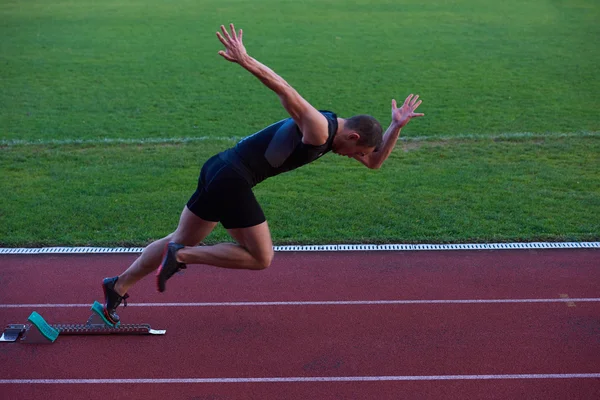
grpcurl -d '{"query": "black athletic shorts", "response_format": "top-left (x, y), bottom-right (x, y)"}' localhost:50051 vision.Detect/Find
top-left (186, 154), bottom-right (266, 229)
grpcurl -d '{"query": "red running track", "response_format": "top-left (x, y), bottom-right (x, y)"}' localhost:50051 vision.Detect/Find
top-left (0, 249), bottom-right (599, 399)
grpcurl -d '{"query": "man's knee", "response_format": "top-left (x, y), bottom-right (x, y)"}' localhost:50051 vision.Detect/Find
top-left (254, 248), bottom-right (275, 270)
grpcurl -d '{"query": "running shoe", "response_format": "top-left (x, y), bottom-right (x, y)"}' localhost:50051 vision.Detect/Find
top-left (102, 276), bottom-right (129, 325)
top-left (156, 242), bottom-right (186, 292)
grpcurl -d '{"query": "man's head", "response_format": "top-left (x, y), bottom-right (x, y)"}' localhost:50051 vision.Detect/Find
top-left (332, 115), bottom-right (383, 157)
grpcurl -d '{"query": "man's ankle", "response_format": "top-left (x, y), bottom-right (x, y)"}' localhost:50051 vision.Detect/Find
top-left (114, 278), bottom-right (127, 296)
top-left (175, 247), bottom-right (187, 263)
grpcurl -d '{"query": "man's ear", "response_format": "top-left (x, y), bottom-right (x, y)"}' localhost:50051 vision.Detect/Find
top-left (348, 132), bottom-right (360, 141)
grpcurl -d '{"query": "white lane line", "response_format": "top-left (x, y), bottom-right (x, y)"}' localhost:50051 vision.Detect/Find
top-left (1, 241), bottom-right (599, 254)
top-left (0, 298), bottom-right (599, 308)
top-left (1, 374), bottom-right (599, 384)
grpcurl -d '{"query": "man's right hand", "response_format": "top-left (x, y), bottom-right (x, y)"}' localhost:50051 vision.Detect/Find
top-left (392, 94), bottom-right (424, 128)
top-left (216, 23), bottom-right (248, 65)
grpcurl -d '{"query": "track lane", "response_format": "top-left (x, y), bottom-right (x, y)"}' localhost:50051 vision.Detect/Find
top-left (2, 379), bottom-right (599, 400)
top-left (0, 250), bottom-right (599, 305)
top-left (0, 249), bottom-right (598, 399)
top-left (1, 302), bottom-right (598, 378)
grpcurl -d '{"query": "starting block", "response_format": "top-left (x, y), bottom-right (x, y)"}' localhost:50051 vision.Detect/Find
top-left (0, 301), bottom-right (166, 343)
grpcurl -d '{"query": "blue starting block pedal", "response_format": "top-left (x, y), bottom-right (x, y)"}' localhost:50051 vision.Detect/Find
top-left (90, 301), bottom-right (120, 327)
top-left (0, 301), bottom-right (166, 343)
top-left (24, 311), bottom-right (60, 343)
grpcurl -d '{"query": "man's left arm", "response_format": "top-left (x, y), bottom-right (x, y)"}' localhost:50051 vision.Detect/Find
top-left (216, 23), bottom-right (329, 147)
top-left (354, 94), bottom-right (424, 169)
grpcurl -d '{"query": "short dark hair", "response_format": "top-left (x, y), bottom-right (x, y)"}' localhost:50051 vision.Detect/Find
top-left (345, 115), bottom-right (383, 149)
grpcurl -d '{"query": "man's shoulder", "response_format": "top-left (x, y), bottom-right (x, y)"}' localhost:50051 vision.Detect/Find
top-left (318, 110), bottom-right (337, 117)
top-left (317, 110), bottom-right (338, 135)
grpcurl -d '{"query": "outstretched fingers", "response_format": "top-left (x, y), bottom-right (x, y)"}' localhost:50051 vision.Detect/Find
top-left (392, 94), bottom-right (425, 125)
top-left (216, 31), bottom-right (228, 47)
top-left (220, 24), bottom-right (232, 41)
top-left (217, 23), bottom-right (242, 62)
top-left (410, 95), bottom-right (420, 107)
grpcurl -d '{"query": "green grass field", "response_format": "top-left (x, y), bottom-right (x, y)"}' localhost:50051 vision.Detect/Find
top-left (1, 0), bottom-right (599, 246)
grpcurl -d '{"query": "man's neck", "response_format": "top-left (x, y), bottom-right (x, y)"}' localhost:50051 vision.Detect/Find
top-left (336, 118), bottom-right (346, 135)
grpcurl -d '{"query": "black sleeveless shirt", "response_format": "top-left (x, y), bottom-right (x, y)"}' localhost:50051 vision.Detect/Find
top-left (218, 111), bottom-right (338, 187)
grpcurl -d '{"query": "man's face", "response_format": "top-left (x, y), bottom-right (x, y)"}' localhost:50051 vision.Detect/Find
top-left (332, 140), bottom-right (376, 158)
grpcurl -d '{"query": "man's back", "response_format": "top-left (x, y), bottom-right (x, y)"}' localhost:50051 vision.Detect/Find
top-left (219, 111), bottom-right (339, 186)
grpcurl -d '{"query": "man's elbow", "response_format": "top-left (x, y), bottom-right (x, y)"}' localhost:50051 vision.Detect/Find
top-left (367, 160), bottom-right (382, 170)
top-left (367, 155), bottom-right (383, 170)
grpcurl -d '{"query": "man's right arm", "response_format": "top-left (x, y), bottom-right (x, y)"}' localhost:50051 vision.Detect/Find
top-left (353, 95), bottom-right (424, 169)
top-left (216, 24), bottom-right (328, 146)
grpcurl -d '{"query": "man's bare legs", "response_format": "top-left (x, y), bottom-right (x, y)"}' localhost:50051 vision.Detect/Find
top-left (113, 207), bottom-right (217, 296)
top-left (113, 207), bottom-right (274, 296)
top-left (175, 221), bottom-right (274, 270)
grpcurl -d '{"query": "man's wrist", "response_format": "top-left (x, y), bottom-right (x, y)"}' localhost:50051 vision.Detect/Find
top-left (389, 121), bottom-right (404, 130)
top-left (239, 54), bottom-right (253, 69)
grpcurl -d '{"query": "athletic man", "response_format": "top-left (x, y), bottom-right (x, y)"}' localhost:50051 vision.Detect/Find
top-left (101, 23), bottom-right (424, 324)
